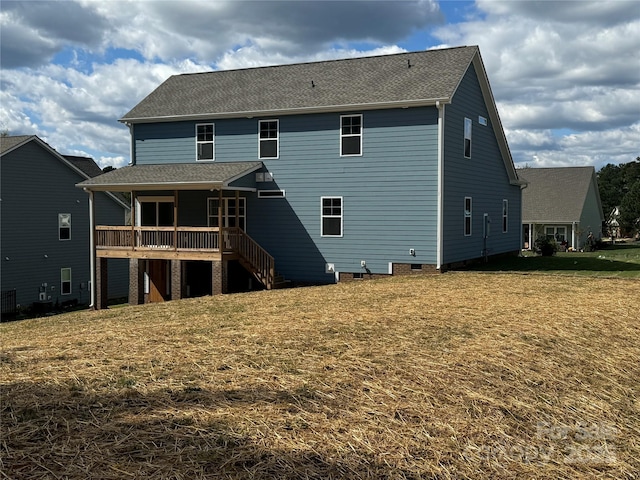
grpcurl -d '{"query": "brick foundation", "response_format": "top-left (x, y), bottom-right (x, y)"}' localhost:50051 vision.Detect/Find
top-left (338, 263), bottom-right (440, 283)
top-left (171, 260), bottom-right (181, 301)
top-left (212, 260), bottom-right (227, 295)
top-left (129, 259), bottom-right (144, 306)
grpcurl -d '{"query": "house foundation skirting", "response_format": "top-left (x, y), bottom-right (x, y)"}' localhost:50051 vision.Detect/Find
top-left (338, 263), bottom-right (439, 282)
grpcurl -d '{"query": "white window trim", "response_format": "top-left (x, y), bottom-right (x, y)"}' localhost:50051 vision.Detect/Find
top-left (207, 197), bottom-right (247, 229)
top-left (258, 119), bottom-right (279, 159)
top-left (340, 114), bottom-right (363, 157)
top-left (196, 123), bottom-right (215, 162)
top-left (258, 190), bottom-right (286, 198)
top-left (59, 213), bottom-right (71, 241)
top-left (464, 197), bottom-right (472, 236)
top-left (321, 196), bottom-right (343, 238)
top-left (61, 268), bottom-right (72, 296)
top-left (135, 196), bottom-right (174, 227)
top-left (464, 117), bottom-right (472, 159)
top-left (502, 199), bottom-right (508, 233)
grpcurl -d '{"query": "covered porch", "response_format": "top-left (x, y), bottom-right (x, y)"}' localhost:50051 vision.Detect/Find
top-left (77, 162), bottom-right (275, 309)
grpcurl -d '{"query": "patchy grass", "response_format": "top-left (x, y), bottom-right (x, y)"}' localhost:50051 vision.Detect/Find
top-left (1, 274), bottom-right (639, 479)
top-left (471, 242), bottom-right (640, 278)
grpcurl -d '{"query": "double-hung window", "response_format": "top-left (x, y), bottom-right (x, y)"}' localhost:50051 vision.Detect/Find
top-left (464, 197), bottom-right (472, 236)
top-left (61, 268), bottom-right (72, 295)
top-left (502, 199), bottom-right (508, 233)
top-left (464, 117), bottom-right (472, 158)
top-left (259, 120), bottom-right (279, 159)
top-left (59, 213), bottom-right (71, 240)
top-left (321, 197), bottom-right (343, 237)
top-left (340, 114), bottom-right (362, 156)
top-left (196, 123), bottom-right (214, 161)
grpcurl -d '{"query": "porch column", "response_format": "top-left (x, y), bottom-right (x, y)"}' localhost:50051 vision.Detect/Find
top-left (174, 190), bottom-right (178, 252)
top-left (129, 259), bottom-right (144, 305)
top-left (171, 259), bottom-right (181, 301)
top-left (95, 258), bottom-right (108, 310)
top-left (235, 190), bottom-right (240, 227)
top-left (86, 189), bottom-right (96, 308)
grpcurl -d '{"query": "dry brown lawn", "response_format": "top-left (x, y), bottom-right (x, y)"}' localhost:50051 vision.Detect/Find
top-left (1, 273), bottom-right (639, 479)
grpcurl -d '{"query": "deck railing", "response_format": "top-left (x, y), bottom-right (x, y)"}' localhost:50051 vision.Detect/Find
top-left (95, 226), bottom-right (221, 251)
top-left (95, 226), bottom-right (274, 289)
top-left (224, 227), bottom-right (275, 289)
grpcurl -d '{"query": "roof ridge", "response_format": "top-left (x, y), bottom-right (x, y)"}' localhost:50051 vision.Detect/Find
top-left (175, 45), bottom-right (475, 78)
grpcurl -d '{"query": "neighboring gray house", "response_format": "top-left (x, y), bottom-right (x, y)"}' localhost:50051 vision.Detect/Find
top-left (1, 135), bottom-right (130, 315)
top-left (78, 46), bottom-right (525, 309)
top-left (520, 167), bottom-right (604, 250)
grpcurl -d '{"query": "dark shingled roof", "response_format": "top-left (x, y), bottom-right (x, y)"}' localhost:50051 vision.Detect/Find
top-left (121, 46), bottom-right (478, 122)
top-left (77, 162), bottom-right (263, 191)
top-left (0, 135), bottom-right (33, 154)
top-left (64, 155), bottom-right (104, 178)
top-left (520, 167), bottom-right (601, 223)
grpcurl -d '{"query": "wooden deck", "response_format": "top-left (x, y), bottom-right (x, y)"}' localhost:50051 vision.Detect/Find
top-left (95, 226), bottom-right (275, 288)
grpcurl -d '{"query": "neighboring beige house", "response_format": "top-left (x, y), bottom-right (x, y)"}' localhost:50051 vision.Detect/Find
top-left (520, 167), bottom-right (604, 251)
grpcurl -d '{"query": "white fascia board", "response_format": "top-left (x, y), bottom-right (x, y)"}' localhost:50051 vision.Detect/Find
top-left (119, 98), bottom-right (451, 124)
top-left (78, 181), bottom-right (225, 192)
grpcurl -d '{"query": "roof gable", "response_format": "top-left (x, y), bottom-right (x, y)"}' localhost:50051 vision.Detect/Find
top-left (1, 135), bottom-right (129, 210)
top-left (520, 167), bottom-right (602, 222)
top-left (121, 46), bottom-right (479, 122)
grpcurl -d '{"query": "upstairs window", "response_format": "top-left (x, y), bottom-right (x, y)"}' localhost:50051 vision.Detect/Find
top-left (59, 213), bottom-right (71, 240)
top-left (341, 114), bottom-right (362, 156)
top-left (464, 117), bottom-right (472, 158)
top-left (502, 199), bottom-right (508, 233)
top-left (259, 120), bottom-right (279, 159)
top-left (196, 123), bottom-right (214, 161)
top-left (464, 197), bottom-right (472, 236)
top-left (321, 197), bottom-right (343, 237)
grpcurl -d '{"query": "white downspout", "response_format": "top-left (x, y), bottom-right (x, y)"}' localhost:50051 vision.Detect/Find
top-left (86, 189), bottom-right (96, 308)
top-left (127, 123), bottom-right (134, 166)
top-left (436, 101), bottom-right (444, 270)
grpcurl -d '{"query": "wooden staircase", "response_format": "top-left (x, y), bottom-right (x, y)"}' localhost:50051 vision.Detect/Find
top-left (224, 228), bottom-right (288, 290)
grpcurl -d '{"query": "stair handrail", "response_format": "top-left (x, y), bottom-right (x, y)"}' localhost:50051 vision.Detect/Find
top-left (223, 227), bottom-right (275, 289)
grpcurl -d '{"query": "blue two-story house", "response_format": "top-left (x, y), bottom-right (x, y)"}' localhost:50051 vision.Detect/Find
top-left (78, 46), bottom-right (525, 308)
top-left (1, 135), bottom-right (130, 316)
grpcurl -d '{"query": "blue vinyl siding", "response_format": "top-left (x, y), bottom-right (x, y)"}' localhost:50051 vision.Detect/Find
top-left (1, 141), bottom-right (129, 308)
top-left (442, 63), bottom-right (522, 264)
top-left (250, 108), bottom-right (439, 282)
top-left (133, 108), bottom-right (439, 282)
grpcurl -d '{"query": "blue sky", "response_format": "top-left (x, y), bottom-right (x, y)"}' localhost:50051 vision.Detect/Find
top-left (1, 0), bottom-right (638, 170)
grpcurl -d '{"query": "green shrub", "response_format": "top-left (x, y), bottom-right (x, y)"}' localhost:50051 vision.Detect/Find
top-left (534, 236), bottom-right (558, 256)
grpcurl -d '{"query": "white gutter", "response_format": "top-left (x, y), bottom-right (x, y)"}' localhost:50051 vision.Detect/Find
top-left (519, 182), bottom-right (528, 253)
top-left (120, 97), bottom-right (451, 124)
top-left (86, 189), bottom-right (96, 309)
top-left (436, 100), bottom-right (444, 270)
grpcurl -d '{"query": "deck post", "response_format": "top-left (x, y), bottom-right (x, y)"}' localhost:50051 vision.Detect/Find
top-left (129, 259), bottom-right (144, 305)
top-left (171, 259), bottom-right (181, 301)
top-left (212, 260), bottom-right (223, 295)
top-left (95, 258), bottom-right (108, 310)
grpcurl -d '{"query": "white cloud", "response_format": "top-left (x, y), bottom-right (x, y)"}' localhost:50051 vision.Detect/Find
top-left (431, 0), bottom-right (640, 168)
top-left (1, 0), bottom-right (637, 170)
top-left (1, 57), bottom-right (212, 164)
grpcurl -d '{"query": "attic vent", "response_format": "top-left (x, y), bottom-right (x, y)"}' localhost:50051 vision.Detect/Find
top-left (407, 59), bottom-right (412, 68)
top-left (311, 80), bottom-right (315, 88)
